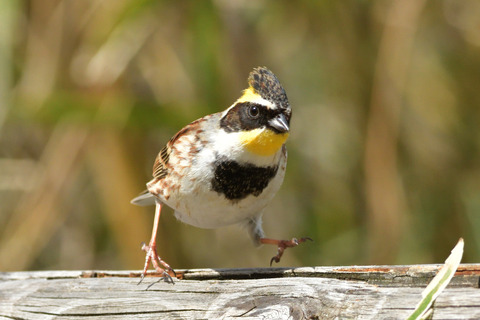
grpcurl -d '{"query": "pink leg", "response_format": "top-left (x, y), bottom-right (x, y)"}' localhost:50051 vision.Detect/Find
top-left (260, 237), bottom-right (312, 266)
top-left (139, 201), bottom-right (175, 284)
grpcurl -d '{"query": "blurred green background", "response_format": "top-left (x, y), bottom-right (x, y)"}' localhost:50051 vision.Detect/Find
top-left (1, 0), bottom-right (479, 272)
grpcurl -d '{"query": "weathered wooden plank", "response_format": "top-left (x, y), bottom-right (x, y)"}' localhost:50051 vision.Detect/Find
top-left (1, 264), bottom-right (479, 320)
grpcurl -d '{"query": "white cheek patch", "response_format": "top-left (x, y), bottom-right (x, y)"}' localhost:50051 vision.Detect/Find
top-left (213, 130), bottom-right (243, 155)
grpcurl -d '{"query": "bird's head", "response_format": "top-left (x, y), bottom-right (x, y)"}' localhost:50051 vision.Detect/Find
top-left (220, 67), bottom-right (291, 156)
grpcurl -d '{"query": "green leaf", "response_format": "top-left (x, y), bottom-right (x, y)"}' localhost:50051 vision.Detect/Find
top-left (406, 238), bottom-right (464, 320)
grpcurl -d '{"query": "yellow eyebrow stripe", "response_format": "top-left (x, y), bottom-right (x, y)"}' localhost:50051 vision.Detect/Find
top-left (237, 87), bottom-right (262, 103)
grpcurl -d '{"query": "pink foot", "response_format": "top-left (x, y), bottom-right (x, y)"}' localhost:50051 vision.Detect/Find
top-left (139, 241), bottom-right (176, 284)
top-left (260, 237), bottom-right (313, 266)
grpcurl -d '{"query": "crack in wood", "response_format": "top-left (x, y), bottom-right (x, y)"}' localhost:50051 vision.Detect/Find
top-left (24, 309), bottom-right (207, 317)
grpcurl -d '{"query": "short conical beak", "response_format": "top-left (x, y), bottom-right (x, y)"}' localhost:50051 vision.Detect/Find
top-left (268, 113), bottom-right (290, 133)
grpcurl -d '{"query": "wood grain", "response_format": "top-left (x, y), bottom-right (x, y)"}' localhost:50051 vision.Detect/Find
top-left (1, 264), bottom-right (479, 319)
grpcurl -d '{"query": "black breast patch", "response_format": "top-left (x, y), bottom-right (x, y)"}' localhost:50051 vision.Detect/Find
top-left (211, 157), bottom-right (278, 201)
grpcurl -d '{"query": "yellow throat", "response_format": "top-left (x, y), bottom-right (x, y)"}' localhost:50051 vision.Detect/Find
top-left (239, 128), bottom-right (289, 156)
top-left (236, 86), bottom-right (289, 156)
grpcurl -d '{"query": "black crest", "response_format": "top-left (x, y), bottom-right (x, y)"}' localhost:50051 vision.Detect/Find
top-left (248, 67), bottom-right (289, 110)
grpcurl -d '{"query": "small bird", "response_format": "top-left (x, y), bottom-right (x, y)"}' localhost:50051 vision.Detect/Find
top-left (131, 67), bottom-right (310, 282)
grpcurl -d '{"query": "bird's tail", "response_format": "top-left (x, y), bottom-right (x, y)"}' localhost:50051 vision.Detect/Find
top-left (130, 190), bottom-right (156, 206)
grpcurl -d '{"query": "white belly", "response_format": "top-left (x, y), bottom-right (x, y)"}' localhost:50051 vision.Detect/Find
top-left (171, 169), bottom-right (284, 228)
top-left (161, 148), bottom-right (286, 229)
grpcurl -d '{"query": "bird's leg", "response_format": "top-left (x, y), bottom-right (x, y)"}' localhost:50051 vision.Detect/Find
top-left (139, 201), bottom-right (175, 284)
top-left (260, 237), bottom-right (313, 266)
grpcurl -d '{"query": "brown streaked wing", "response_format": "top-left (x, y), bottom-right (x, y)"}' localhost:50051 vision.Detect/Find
top-left (152, 126), bottom-right (192, 179)
top-left (153, 145), bottom-right (170, 179)
top-left (151, 114), bottom-right (212, 180)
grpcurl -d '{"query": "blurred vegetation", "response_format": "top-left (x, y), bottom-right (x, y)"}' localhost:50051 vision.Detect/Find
top-left (0, 0), bottom-right (479, 272)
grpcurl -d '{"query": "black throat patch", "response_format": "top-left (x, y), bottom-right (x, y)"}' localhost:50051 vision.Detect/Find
top-left (211, 156), bottom-right (278, 201)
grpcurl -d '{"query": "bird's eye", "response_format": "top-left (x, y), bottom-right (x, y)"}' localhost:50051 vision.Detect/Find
top-left (248, 105), bottom-right (260, 119)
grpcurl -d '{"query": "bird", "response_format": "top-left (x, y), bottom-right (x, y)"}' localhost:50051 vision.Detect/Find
top-left (131, 66), bottom-right (310, 282)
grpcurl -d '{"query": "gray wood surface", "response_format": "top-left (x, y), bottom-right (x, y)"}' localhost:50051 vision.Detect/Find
top-left (1, 264), bottom-right (479, 319)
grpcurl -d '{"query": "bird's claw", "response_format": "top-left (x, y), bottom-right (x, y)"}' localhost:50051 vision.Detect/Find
top-left (269, 237), bottom-right (312, 266)
top-left (138, 241), bottom-right (176, 286)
